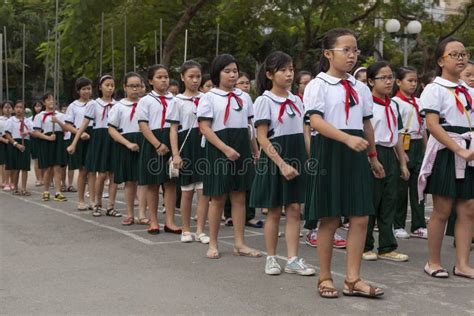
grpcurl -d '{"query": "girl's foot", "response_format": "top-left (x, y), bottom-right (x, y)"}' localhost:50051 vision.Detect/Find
top-left (105, 208), bottom-right (122, 217)
top-left (343, 278), bottom-right (384, 298)
top-left (121, 216), bottom-right (134, 226)
top-left (137, 218), bottom-right (151, 225)
top-left (206, 246), bottom-right (220, 259)
top-left (181, 231), bottom-right (194, 243)
top-left (453, 266), bottom-right (474, 279)
top-left (424, 262), bottom-right (449, 278)
top-left (195, 232), bottom-right (210, 244)
top-left (318, 278), bottom-right (338, 298)
top-left (233, 246), bottom-right (262, 257)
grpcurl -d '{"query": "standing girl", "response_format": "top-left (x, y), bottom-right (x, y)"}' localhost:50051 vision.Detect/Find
top-left (304, 28), bottom-right (385, 298)
top-left (167, 60), bottom-right (210, 243)
top-left (4, 101), bottom-right (33, 195)
top-left (250, 51), bottom-right (314, 275)
top-left (363, 61), bottom-right (410, 262)
top-left (197, 54), bottom-right (261, 259)
top-left (108, 72), bottom-right (143, 226)
top-left (294, 71), bottom-right (312, 102)
top-left (65, 77), bottom-right (95, 210)
top-left (67, 75), bottom-right (121, 218)
top-left (32, 93), bottom-right (68, 202)
top-left (31, 101), bottom-right (44, 187)
top-left (0, 101), bottom-right (13, 191)
top-left (419, 38), bottom-right (474, 278)
top-left (392, 66), bottom-right (427, 239)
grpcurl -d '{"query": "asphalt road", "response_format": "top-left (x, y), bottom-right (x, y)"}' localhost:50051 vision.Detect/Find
top-left (1, 178), bottom-right (473, 315)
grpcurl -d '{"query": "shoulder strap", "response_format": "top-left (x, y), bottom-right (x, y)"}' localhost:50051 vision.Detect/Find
top-left (178, 116), bottom-right (198, 154)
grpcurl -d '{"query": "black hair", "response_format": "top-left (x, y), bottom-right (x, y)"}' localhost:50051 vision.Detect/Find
top-left (32, 100), bottom-right (43, 119)
top-left (319, 28), bottom-right (357, 73)
top-left (1, 100), bottom-right (14, 114)
top-left (41, 92), bottom-right (54, 103)
top-left (434, 37), bottom-right (463, 76)
top-left (75, 77), bottom-right (93, 92)
top-left (367, 61), bottom-right (391, 90)
top-left (238, 72), bottom-right (250, 80)
top-left (392, 66), bottom-right (418, 95)
top-left (199, 74), bottom-right (211, 90)
top-left (210, 54), bottom-right (239, 87)
top-left (256, 51), bottom-right (293, 96)
top-left (181, 60), bottom-right (202, 76)
top-left (60, 103), bottom-right (69, 110)
top-left (295, 70), bottom-right (311, 84)
top-left (169, 79), bottom-right (179, 87)
top-left (468, 60), bottom-right (474, 66)
top-left (98, 74), bottom-right (115, 98)
top-left (147, 64), bottom-right (168, 81)
top-left (123, 72), bottom-right (142, 86)
top-left (14, 100), bottom-right (25, 107)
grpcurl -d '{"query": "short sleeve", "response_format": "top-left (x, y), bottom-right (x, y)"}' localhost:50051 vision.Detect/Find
top-left (253, 96), bottom-right (271, 127)
top-left (137, 97), bottom-right (150, 123)
top-left (165, 99), bottom-right (181, 124)
top-left (197, 93), bottom-right (213, 122)
top-left (33, 114), bottom-right (42, 130)
top-left (242, 93), bottom-right (254, 119)
top-left (26, 118), bottom-right (34, 132)
top-left (65, 105), bottom-right (75, 124)
top-left (3, 119), bottom-right (12, 135)
top-left (360, 84), bottom-right (373, 120)
top-left (84, 101), bottom-right (96, 121)
top-left (419, 84), bottom-right (441, 114)
top-left (303, 79), bottom-right (326, 117)
top-left (107, 105), bottom-right (121, 129)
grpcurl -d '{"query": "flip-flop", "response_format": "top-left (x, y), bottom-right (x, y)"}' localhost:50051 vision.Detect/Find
top-left (453, 266), bottom-right (474, 279)
top-left (246, 219), bottom-right (264, 228)
top-left (121, 217), bottom-right (134, 226)
top-left (233, 247), bottom-right (262, 257)
top-left (137, 218), bottom-right (151, 225)
top-left (21, 191), bottom-right (31, 196)
top-left (424, 263), bottom-right (449, 278)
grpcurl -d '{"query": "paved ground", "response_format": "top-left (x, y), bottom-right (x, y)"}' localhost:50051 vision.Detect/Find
top-left (1, 177), bottom-right (473, 315)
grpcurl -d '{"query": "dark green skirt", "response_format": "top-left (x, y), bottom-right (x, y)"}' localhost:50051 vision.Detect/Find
top-left (6, 139), bottom-right (31, 171)
top-left (85, 128), bottom-right (113, 173)
top-left (249, 134), bottom-right (306, 208)
top-left (30, 137), bottom-right (40, 160)
top-left (0, 142), bottom-right (6, 165)
top-left (138, 128), bottom-right (174, 185)
top-left (178, 128), bottom-right (204, 186)
top-left (202, 128), bottom-right (254, 196)
top-left (305, 130), bottom-right (375, 220)
top-left (406, 139), bottom-right (425, 172)
top-left (113, 132), bottom-right (141, 184)
top-left (69, 126), bottom-right (92, 170)
top-left (38, 132), bottom-right (67, 169)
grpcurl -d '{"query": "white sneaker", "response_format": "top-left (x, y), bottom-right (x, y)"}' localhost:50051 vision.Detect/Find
top-left (410, 228), bottom-right (428, 239)
top-left (265, 256), bottom-right (282, 275)
top-left (284, 257), bottom-right (316, 276)
top-left (195, 233), bottom-right (210, 244)
top-left (102, 192), bottom-right (109, 198)
top-left (362, 251), bottom-right (378, 261)
top-left (394, 228), bottom-right (410, 239)
top-left (180, 232), bottom-right (193, 243)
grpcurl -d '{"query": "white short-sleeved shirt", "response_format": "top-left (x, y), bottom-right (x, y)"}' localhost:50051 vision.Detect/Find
top-left (420, 77), bottom-right (473, 129)
top-left (304, 72), bottom-right (373, 130)
top-left (371, 97), bottom-right (403, 147)
top-left (65, 100), bottom-right (94, 128)
top-left (33, 111), bottom-right (66, 134)
top-left (85, 98), bottom-right (117, 129)
top-left (0, 116), bottom-right (9, 136)
top-left (137, 91), bottom-right (174, 130)
top-left (107, 99), bottom-right (140, 135)
top-left (392, 95), bottom-right (424, 140)
top-left (254, 90), bottom-right (304, 139)
top-left (197, 88), bottom-right (254, 132)
top-left (4, 117), bottom-right (34, 140)
top-left (166, 92), bottom-right (204, 132)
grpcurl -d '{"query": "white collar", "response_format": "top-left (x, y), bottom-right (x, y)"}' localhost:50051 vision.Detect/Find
top-left (433, 76), bottom-right (461, 88)
top-left (176, 92), bottom-right (204, 101)
top-left (317, 72), bottom-right (356, 85)
top-left (150, 90), bottom-right (174, 99)
top-left (72, 100), bottom-right (89, 107)
top-left (119, 99), bottom-right (137, 106)
top-left (210, 87), bottom-right (243, 97)
top-left (262, 90), bottom-right (297, 103)
top-left (96, 98), bottom-right (116, 106)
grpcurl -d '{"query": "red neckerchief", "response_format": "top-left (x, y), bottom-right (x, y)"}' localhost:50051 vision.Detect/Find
top-left (340, 79), bottom-right (359, 124)
top-left (129, 103), bottom-right (138, 121)
top-left (373, 95), bottom-right (397, 142)
top-left (193, 97), bottom-right (200, 107)
top-left (42, 112), bottom-right (54, 123)
top-left (277, 99), bottom-right (301, 124)
top-left (395, 91), bottom-right (422, 135)
top-left (454, 85), bottom-right (472, 113)
top-left (158, 96), bottom-right (169, 129)
top-left (296, 92), bottom-right (303, 102)
top-left (102, 103), bottom-right (113, 121)
top-left (19, 118), bottom-right (26, 133)
top-left (224, 92), bottom-right (243, 125)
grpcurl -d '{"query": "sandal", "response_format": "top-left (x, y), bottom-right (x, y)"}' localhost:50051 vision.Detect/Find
top-left (121, 216), bottom-right (134, 226)
top-left (147, 226), bottom-right (161, 235)
top-left (12, 190), bottom-right (21, 196)
top-left (206, 246), bottom-right (220, 259)
top-left (164, 225), bottom-right (183, 234)
top-left (246, 219), bottom-right (264, 228)
top-left (424, 262), bottom-right (449, 278)
top-left (318, 278), bottom-right (338, 298)
top-left (35, 181), bottom-right (42, 187)
top-left (67, 186), bottom-right (77, 192)
top-left (77, 203), bottom-right (88, 211)
top-left (453, 266), bottom-right (474, 279)
top-left (21, 191), bottom-right (31, 196)
top-left (105, 208), bottom-right (122, 217)
top-left (137, 218), bottom-right (151, 225)
top-left (233, 247), bottom-right (262, 258)
top-left (60, 185), bottom-right (67, 192)
top-left (343, 278), bottom-right (384, 298)
top-left (92, 205), bottom-right (102, 217)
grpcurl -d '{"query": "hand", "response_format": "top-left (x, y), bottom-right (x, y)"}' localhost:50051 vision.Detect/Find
top-left (16, 144), bottom-right (25, 152)
top-left (172, 155), bottom-right (183, 169)
top-left (279, 163), bottom-right (299, 181)
top-left (224, 146), bottom-right (240, 161)
top-left (48, 134), bottom-right (56, 142)
top-left (456, 148), bottom-right (474, 161)
top-left (51, 115), bottom-right (59, 123)
top-left (345, 135), bottom-right (369, 152)
top-left (20, 132), bottom-right (29, 138)
top-left (156, 143), bottom-right (170, 156)
top-left (370, 158), bottom-right (385, 179)
top-left (126, 143), bottom-right (139, 152)
top-left (80, 132), bottom-right (90, 140)
top-left (400, 166), bottom-right (410, 181)
top-left (67, 145), bottom-right (76, 155)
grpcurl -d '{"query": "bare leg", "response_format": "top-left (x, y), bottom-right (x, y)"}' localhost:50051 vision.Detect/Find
top-left (195, 189), bottom-right (209, 235)
top-left (95, 172), bottom-right (107, 207)
top-left (137, 185), bottom-right (148, 220)
top-left (180, 190), bottom-right (194, 233)
top-left (284, 203), bottom-right (301, 258)
top-left (146, 184), bottom-right (160, 230)
top-left (208, 194), bottom-right (226, 251)
top-left (53, 166), bottom-right (62, 194)
top-left (124, 181), bottom-right (137, 219)
top-left (11, 170), bottom-right (19, 191)
top-left (164, 181), bottom-right (179, 229)
top-left (264, 207), bottom-right (282, 256)
top-left (107, 173), bottom-right (118, 210)
top-left (21, 170), bottom-right (28, 192)
top-left (77, 167), bottom-right (88, 205)
top-left (428, 195), bottom-right (454, 270)
top-left (454, 199), bottom-right (474, 275)
top-left (318, 217), bottom-right (339, 289)
top-left (88, 172), bottom-right (96, 207)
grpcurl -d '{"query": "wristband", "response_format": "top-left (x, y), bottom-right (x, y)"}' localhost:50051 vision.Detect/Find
top-left (368, 151), bottom-right (377, 158)
top-left (155, 143), bottom-right (162, 150)
top-left (13, 141), bottom-right (18, 146)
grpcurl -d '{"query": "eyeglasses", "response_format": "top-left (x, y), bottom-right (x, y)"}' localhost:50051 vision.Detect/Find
top-left (443, 51), bottom-right (471, 60)
top-left (126, 84), bottom-right (141, 89)
top-left (373, 75), bottom-right (394, 82)
top-left (329, 48), bottom-right (361, 56)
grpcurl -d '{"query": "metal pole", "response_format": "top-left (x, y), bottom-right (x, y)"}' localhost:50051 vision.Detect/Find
top-left (124, 15), bottom-right (127, 77)
top-left (216, 24), bottom-right (219, 56)
top-left (133, 46), bottom-right (136, 72)
top-left (22, 24), bottom-right (25, 102)
top-left (403, 27), bottom-right (408, 67)
top-left (184, 29), bottom-right (188, 62)
top-left (3, 26), bottom-right (8, 100)
top-left (0, 33), bottom-right (3, 101)
top-left (43, 30), bottom-right (50, 94)
top-left (53, 0), bottom-right (59, 103)
top-left (154, 30), bottom-right (158, 64)
top-left (56, 35), bottom-right (61, 106)
top-left (111, 27), bottom-right (115, 78)
top-left (159, 18), bottom-right (163, 64)
top-left (99, 12), bottom-right (104, 76)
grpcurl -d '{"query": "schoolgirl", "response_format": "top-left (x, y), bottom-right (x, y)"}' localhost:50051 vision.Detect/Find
top-left (4, 101), bottom-right (33, 195)
top-left (65, 77), bottom-right (95, 210)
top-left (250, 51), bottom-right (314, 275)
top-left (0, 101), bottom-right (13, 191)
top-left (294, 70), bottom-right (312, 102)
top-left (60, 104), bottom-right (76, 193)
top-left (353, 67), bottom-right (368, 84)
top-left (67, 75), bottom-right (121, 218)
top-left (31, 101), bottom-right (44, 187)
top-left (392, 66), bottom-right (427, 239)
top-left (419, 38), bottom-right (474, 279)
top-left (304, 28), bottom-right (384, 298)
top-left (199, 74), bottom-right (213, 93)
top-left (32, 93), bottom-right (68, 202)
top-left (363, 61), bottom-right (410, 262)
top-left (197, 54), bottom-right (261, 259)
top-left (235, 72), bottom-right (251, 93)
